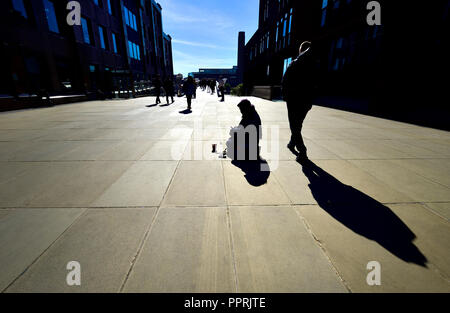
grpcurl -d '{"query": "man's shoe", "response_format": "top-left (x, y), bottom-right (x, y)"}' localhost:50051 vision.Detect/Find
top-left (287, 142), bottom-right (297, 153)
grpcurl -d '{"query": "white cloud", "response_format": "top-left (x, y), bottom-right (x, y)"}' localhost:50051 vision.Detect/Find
top-left (172, 39), bottom-right (235, 50)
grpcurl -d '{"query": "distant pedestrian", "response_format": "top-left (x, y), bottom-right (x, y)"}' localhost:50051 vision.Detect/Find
top-left (209, 80), bottom-right (216, 95)
top-left (182, 76), bottom-right (196, 111)
top-left (219, 80), bottom-right (225, 102)
top-left (153, 75), bottom-right (162, 104)
top-left (163, 77), bottom-right (175, 104)
top-left (282, 41), bottom-right (317, 163)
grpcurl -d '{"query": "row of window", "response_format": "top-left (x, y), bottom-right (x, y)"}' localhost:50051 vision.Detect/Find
top-left (93, 0), bottom-right (113, 15)
top-left (81, 17), bottom-right (119, 54)
top-left (12, 0), bottom-right (149, 62)
top-left (249, 7), bottom-right (293, 60)
top-left (128, 41), bottom-right (141, 60)
top-left (321, 0), bottom-right (353, 27)
top-left (124, 6), bottom-right (138, 31)
top-left (13, 0), bottom-right (60, 34)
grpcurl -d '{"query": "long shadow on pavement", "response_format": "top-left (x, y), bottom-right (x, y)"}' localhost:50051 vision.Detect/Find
top-left (299, 159), bottom-right (427, 267)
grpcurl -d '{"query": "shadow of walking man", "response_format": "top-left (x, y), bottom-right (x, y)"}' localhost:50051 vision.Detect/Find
top-left (300, 159), bottom-right (427, 267)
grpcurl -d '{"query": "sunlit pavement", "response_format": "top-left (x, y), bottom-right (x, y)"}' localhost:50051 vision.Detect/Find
top-left (0, 90), bottom-right (449, 292)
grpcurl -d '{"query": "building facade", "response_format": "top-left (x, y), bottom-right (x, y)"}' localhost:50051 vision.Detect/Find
top-left (1, 0), bottom-right (174, 98)
top-left (190, 66), bottom-right (240, 87)
top-left (243, 0), bottom-right (450, 121)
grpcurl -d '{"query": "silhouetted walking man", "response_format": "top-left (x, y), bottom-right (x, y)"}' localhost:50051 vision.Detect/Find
top-left (182, 76), bottom-right (196, 111)
top-left (282, 41), bottom-right (316, 162)
top-left (153, 75), bottom-right (162, 104)
top-left (163, 77), bottom-right (175, 104)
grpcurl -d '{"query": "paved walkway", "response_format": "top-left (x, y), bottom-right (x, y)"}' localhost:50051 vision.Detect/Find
top-left (0, 90), bottom-right (449, 292)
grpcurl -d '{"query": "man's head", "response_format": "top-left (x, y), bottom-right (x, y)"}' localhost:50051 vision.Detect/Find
top-left (237, 99), bottom-right (252, 115)
top-left (299, 41), bottom-right (312, 54)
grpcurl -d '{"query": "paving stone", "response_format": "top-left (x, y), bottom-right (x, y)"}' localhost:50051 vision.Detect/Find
top-left (123, 207), bottom-right (234, 292)
top-left (6, 208), bottom-right (155, 292)
top-left (230, 206), bottom-right (347, 292)
top-left (163, 161), bottom-right (226, 206)
top-left (0, 208), bottom-right (85, 291)
top-left (296, 205), bottom-right (450, 292)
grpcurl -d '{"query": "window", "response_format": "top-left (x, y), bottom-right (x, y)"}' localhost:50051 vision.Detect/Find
top-left (93, 0), bottom-right (102, 8)
top-left (112, 33), bottom-right (118, 53)
top-left (98, 26), bottom-right (108, 50)
top-left (128, 40), bottom-right (140, 60)
top-left (81, 17), bottom-right (92, 44)
top-left (288, 9), bottom-right (293, 33)
top-left (322, 0), bottom-right (328, 9)
top-left (283, 57), bottom-right (292, 75)
top-left (124, 6), bottom-right (137, 31)
top-left (124, 7), bottom-right (129, 24)
top-left (321, 9), bottom-right (327, 27)
top-left (12, 0), bottom-right (27, 18)
top-left (43, 0), bottom-right (59, 33)
top-left (106, 0), bottom-right (112, 15)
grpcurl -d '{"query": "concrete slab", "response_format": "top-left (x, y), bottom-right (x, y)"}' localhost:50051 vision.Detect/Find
top-left (390, 159), bottom-right (450, 188)
top-left (140, 140), bottom-right (188, 161)
top-left (97, 140), bottom-right (154, 161)
top-left (5, 208), bottom-right (155, 293)
top-left (162, 161), bottom-right (226, 207)
top-left (230, 206), bottom-right (347, 292)
top-left (315, 139), bottom-right (412, 159)
top-left (0, 208), bottom-right (85, 291)
top-left (222, 161), bottom-right (290, 206)
top-left (313, 160), bottom-right (414, 203)
top-left (123, 207), bottom-right (234, 292)
top-left (296, 205), bottom-right (450, 292)
top-left (272, 161), bottom-right (317, 204)
top-left (424, 203), bottom-right (450, 221)
top-left (350, 160), bottom-right (450, 202)
top-left (1, 161), bottom-right (132, 207)
top-left (92, 161), bottom-right (177, 207)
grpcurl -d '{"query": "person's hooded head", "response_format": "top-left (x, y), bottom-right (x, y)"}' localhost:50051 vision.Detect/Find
top-left (237, 99), bottom-right (254, 116)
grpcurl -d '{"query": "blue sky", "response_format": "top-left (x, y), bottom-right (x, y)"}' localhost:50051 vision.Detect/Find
top-left (157, 0), bottom-right (259, 77)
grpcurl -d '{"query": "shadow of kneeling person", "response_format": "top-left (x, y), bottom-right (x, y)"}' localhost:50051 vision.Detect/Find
top-left (300, 159), bottom-right (427, 267)
top-left (231, 159), bottom-right (270, 187)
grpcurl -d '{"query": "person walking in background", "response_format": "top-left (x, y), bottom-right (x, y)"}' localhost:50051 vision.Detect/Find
top-left (153, 75), bottom-right (163, 104)
top-left (219, 79), bottom-right (225, 102)
top-left (209, 80), bottom-right (216, 95)
top-left (163, 77), bottom-right (175, 104)
top-left (182, 76), bottom-right (196, 111)
top-left (282, 41), bottom-right (317, 163)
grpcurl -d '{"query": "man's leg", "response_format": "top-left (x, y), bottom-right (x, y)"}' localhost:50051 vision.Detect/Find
top-left (187, 95), bottom-right (192, 109)
top-left (287, 102), bottom-right (301, 150)
top-left (295, 106), bottom-right (311, 159)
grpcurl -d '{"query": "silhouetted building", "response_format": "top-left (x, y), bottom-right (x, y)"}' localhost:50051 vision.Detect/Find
top-left (190, 66), bottom-right (240, 87)
top-left (237, 31), bottom-right (245, 84)
top-left (243, 0), bottom-right (450, 127)
top-left (0, 0), bottom-right (174, 98)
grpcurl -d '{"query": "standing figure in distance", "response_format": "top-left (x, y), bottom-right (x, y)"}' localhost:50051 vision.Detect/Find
top-left (281, 41), bottom-right (317, 163)
top-left (152, 75), bottom-right (162, 104)
top-left (182, 76), bottom-right (196, 111)
top-left (163, 77), bottom-right (175, 104)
